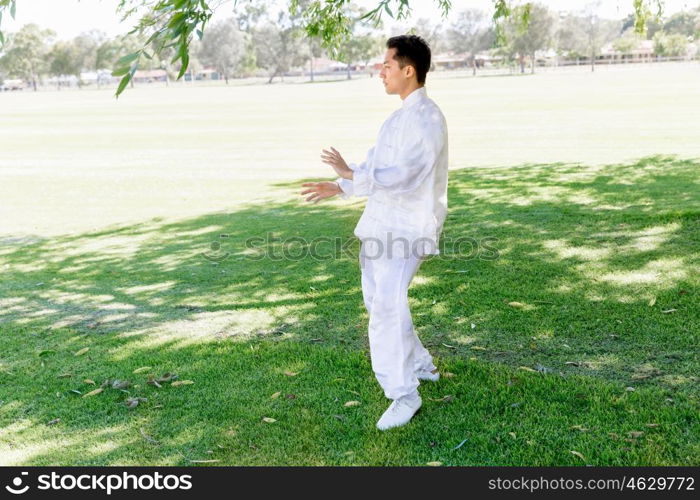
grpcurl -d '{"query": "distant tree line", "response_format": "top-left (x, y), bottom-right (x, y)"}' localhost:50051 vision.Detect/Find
top-left (1, 2), bottom-right (698, 89)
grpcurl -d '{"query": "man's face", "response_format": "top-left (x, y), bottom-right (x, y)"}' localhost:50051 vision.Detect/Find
top-left (379, 48), bottom-right (409, 95)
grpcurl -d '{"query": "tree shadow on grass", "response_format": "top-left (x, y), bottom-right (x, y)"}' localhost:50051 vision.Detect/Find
top-left (0, 154), bottom-right (698, 465)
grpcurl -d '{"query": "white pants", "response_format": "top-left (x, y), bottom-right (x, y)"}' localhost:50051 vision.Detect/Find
top-left (359, 240), bottom-right (437, 401)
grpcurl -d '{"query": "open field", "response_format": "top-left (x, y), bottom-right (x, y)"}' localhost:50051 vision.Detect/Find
top-left (0, 62), bottom-right (698, 466)
top-left (1, 61), bottom-right (698, 236)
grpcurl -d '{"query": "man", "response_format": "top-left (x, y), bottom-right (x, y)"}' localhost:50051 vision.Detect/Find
top-left (301, 35), bottom-right (448, 430)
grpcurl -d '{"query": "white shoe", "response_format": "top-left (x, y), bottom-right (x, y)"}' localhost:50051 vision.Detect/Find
top-left (376, 395), bottom-right (422, 431)
top-left (416, 369), bottom-right (440, 382)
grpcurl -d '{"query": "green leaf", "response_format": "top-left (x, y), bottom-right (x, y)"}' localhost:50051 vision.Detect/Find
top-left (155, 1), bottom-right (175, 11)
top-left (177, 51), bottom-right (190, 80)
top-left (0, 31), bottom-right (4, 47)
top-left (116, 51), bottom-right (140, 66)
top-left (171, 23), bottom-right (185, 37)
top-left (168, 12), bottom-right (186, 29)
top-left (10, 0), bottom-right (16, 19)
top-left (115, 73), bottom-right (132, 98)
top-left (196, 29), bottom-right (203, 40)
top-left (383, 2), bottom-right (393, 18)
top-left (111, 66), bottom-right (131, 77)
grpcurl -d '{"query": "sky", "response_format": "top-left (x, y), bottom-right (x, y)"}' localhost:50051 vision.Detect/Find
top-left (1, 0), bottom-right (698, 40)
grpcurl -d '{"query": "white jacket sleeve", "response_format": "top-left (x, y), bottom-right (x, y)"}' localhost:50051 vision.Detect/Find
top-left (336, 176), bottom-right (354, 199)
top-left (352, 121), bottom-right (444, 196)
top-left (336, 146), bottom-right (375, 199)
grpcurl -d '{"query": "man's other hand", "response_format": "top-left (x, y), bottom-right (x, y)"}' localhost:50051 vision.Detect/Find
top-left (301, 181), bottom-right (342, 203)
top-left (321, 147), bottom-right (352, 179)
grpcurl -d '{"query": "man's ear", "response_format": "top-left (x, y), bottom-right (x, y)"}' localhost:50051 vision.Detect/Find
top-left (403, 64), bottom-right (415, 80)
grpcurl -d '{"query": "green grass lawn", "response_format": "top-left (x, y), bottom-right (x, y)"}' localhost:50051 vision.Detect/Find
top-left (0, 64), bottom-right (699, 465)
top-left (1, 156), bottom-right (698, 466)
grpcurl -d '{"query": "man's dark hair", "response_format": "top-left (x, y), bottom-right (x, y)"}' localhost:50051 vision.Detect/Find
top-left (386, 35), bottom-right (431, 85)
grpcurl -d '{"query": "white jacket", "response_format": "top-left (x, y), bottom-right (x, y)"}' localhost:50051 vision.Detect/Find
top-left (337, 87), bottom-right (449, 255)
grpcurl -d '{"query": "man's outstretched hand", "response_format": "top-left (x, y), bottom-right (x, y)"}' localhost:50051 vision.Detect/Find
top-left (321, 147), bottom-right (352, 179)
top-left (301, 181), bottom-right (342, 203)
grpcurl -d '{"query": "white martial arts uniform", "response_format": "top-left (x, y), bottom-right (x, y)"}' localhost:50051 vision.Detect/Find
top-left (337, 86), bottom-right (449, 401)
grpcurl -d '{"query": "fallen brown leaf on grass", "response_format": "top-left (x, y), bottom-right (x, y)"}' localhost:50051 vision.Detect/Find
top-left (125, 397), bottom-right (147, 409)
top-left (171, 380), bottom-right (194, 387)
top-left (83, 379), bottom-right (96, 385)
top-left (428, 395), bottom-right (454, 403)
top-left (442, 372), bottom-right (456, 378)
top-left (344, 400), bottom-right (361, 407)
top-left (57, 373), bottom-right (72, 378)
top-left (570, 425), bottom-right (589, 432)
top-left (111, 380), bottom-right (131, 390)
top-left (82, 388), bottom-right (103, 398)
top-left (74, 347), bottom-right (89, 356)
top-left (47, 418), bottom-right (61, 426)
top-left (262, 417), bottom-right (277, 423)
top-left (155, 372), bottom-right (178, 383)
top-left (507, 301), bottom-right (525, 308)
top-left (628, 431), bottom-right (644, 438)
top-left (270, 391), bottom-right (281, 399)
top-left (283, 371), bottom-right (299, 377)
top-left (132, 366), bottom-right (152, 374)
top-left (426, 461), bottom-right (443, 466)
top-left (146, 373), bottom-right (177, 387)
top-left (189, 459), bottom-right (220, 463)
top-left (570, 450), bottom-right (586, 461)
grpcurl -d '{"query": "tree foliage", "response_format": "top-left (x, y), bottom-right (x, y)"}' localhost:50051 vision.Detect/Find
top-left (501, 2), bottom-right (554, 74)
top-left (252, 9), bottom-right (309, 84)
top-left (0, 0), bottom-right (670, 96)
top-left (197, 18), bottom-right (246, 83)
top-left (652, 30), bottom-right (689, 56)
top-left (447, 9), bottom-right (495, 75)
top-left (0, 22), bottom-right (53, 89)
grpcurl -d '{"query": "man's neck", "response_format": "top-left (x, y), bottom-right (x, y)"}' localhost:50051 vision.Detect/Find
top-left (400, 83), bottom-right (424, 100)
